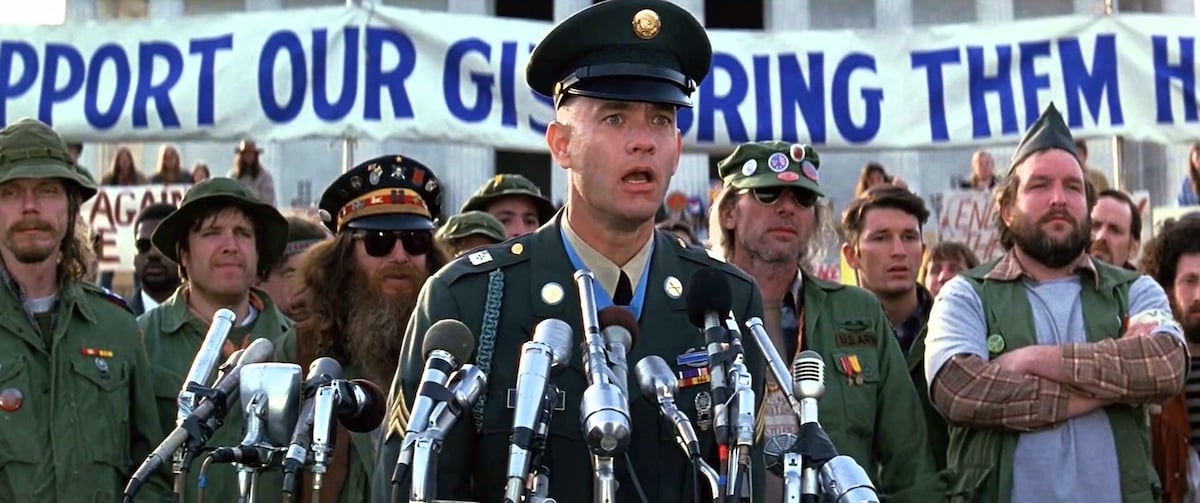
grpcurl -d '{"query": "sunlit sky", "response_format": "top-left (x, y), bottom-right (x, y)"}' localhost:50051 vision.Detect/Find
top-left (0, 0), bottom-right (66, 25)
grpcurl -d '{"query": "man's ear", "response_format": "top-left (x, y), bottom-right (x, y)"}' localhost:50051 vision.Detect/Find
top-left (547, 120), bottom-right (571, 168)
top-left (841, 242), bottom-right (861, 270)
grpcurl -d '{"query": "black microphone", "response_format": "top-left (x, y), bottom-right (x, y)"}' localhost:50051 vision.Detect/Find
top-left (685, 268), bottom-right (733, 446)
top-left (504, 318), bottom-right (573, 502)
top-left (598, 306), bottom-right (638, 399)
top-left (408, 320), bottom-right (476, 438)
top-left (123, 338), bottom-right (275, 500)
top-left (282, 357), bottom-right (345, 496)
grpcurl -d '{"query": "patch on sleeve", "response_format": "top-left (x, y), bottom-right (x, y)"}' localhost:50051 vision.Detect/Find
top-left (99, 287), bottom-right (133, 315)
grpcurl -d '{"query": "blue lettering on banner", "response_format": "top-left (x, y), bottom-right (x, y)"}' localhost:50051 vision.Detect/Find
top-left (84, 44), bottom-right (130, 129)
top-left (752, 55), bottom-right (773, 141)
top-left (967, 45), bottom-right (1017, 139)
top-left (365, 27), bottom-right (416, 121)
top-left (133, 42), bottom-right (184, 128)
top-left (444, 38), bottom-right (493, 123)
top-left (312, 28), bottom-right (359, 121)
top-left (831, 53), bottom-right (881, 144)
top-left (1153, 35), bottom-right (1198, 124)
top-left (779, 52), bottom-right (824, 144)
top-left (189, 36), bottom-right (233, 127)
top-left (1017, 40), bottom-right (1052, 129)
top-left (698, 53), bottom-right (748, 143)
top-left (259, 31), bottom-right (307, 122)
top-left (526, 43), bottom-right (552, 134)
top-left (500, 41), bottom-right (518, 128)
top-left (910, 48), bottom-right (960, 142)
top-left (1058, 35), bottom-right (1122, 128)
top-left (40, 44), bottom-right (84, 125)
top-left (0, 42), bottom-right (37, 126)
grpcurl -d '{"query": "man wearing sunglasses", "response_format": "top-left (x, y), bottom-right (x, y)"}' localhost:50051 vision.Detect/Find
top-left (139, 177), bottom-right (293, 501)
top-left (274, 155), bottom-right (450, 502)
top-left (373, 2), bottom-right (764, 502)
top-left (708, 141), bottom-right (943, 502)
top-left (130, 202), bottom-right (180, 315)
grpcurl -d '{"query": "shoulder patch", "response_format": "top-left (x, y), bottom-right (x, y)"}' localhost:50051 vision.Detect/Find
top-left (82, 283), bottom-right (134, 315)
top-left (437, 238), bottom-right (533, 285)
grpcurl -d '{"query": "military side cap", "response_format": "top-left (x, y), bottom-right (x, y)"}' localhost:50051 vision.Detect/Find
top-left (152, 177), bottom-right (289, 268)
top-left (437, 211), bottom-right (507, 244)
top-left (318, 155), bottom-right (442, 233)
top-left (717, 141), bottom-right (824, 197)
top-left (526, 0), bottom-right (712, 108)
top-left (1009, 103), bottom-right (1078, 174)
top-left (460, 174), bottom-right (556, 224)
top-left (0, 118), bottom-right (98, 201)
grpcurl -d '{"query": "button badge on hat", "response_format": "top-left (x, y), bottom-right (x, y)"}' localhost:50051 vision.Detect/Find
top-left (632, 9), bottom-right (661, 40)
top-left (767, 152), bottom-right (789, 173)
top-left (741, 159), bottom-right (758, 176)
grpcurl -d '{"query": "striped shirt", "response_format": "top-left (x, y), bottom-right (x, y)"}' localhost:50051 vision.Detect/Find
top-left (1186, 357), bottom-right (1200, 449)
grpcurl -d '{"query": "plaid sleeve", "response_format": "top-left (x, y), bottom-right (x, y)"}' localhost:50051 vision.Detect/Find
top-left (931, 354), bottom-right (1072, 432)
top-left (1061, 333), bottom-right (1187, 403)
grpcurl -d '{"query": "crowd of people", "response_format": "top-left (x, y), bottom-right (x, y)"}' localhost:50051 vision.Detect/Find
top-left (4, 0), bottom-right (1200, 502)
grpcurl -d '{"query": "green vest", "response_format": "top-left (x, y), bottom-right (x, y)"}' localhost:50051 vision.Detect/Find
top-left (944, 259), bottom-right (1158, 503)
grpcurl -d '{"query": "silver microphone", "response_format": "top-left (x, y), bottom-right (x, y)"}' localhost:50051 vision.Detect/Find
top-left (237, 362), bottom-right (303, 448)
top-left (426, 364), bottom-right (488, 437)
top-left (794, 350), bottom-right (825, 499)
top-left (282, 357), bottom-right (344, 496)
top-left (820, 456), bottom-right (880, 503)
top-left (176, 308), bottom-right (235, 424)
top-left (634, 355), bottom-right (721, 500)
top-left (745, 317), bottom-right (806, 420)
top-left (574, 270), bottom-right (632, 458)
top-left (504, 319), bottom-right (573, 502)
top-left (598, 306), bottom-right (637, 400)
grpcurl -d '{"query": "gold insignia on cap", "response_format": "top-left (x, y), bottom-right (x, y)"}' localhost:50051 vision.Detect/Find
top-left (664, 276), bottom-right (683, 299)
top-left (541, 282), bottom-right (565, 305)
top-left (632, 9), bottom-right (661, 40)
top-left (350, 176), bottom-right (362, 190)
top-left (511, 243), bottom-right (524, 255)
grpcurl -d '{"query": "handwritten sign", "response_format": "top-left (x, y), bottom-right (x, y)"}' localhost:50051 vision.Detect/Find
top-left (82, 184), bottom-right (189, 272)
top-left (937, 191), bottom-right (1002, 261)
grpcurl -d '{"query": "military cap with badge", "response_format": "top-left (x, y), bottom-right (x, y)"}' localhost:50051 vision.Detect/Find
top-left (461, 174), bottom-right (557, 225)
top-left (718, 140), bottom-right (824, 206)
top-left (318, 154), bottom-right (443, 259)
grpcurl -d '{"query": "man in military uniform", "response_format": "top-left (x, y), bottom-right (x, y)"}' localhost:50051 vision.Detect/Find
top-left (373, 2), bottom-right (764, 502)
top-left (436, 210), bottom-right (507, 257)
top-left (0, 118), bottom-right (168, 500)
top-left (925, 104), bottom-right (1187, 502)
top-left (709, 141), bottom-right (943, 502)
top-left (275, 155), bottom-right (451, 502)
top-left (461, 173), bottom-right (556, 238)
top-left (140, 177), bottom-right (293, 501)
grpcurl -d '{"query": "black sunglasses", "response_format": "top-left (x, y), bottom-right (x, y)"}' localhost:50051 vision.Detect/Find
top-left (741, 187), bottom-right (818, 208)
top-left (354, 230), bottom-right (434, 258)
top-left (135, 238), bottom-right (153, 254)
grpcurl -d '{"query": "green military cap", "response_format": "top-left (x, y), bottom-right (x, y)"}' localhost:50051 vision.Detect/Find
top-left (437, 211), bottom-right (507, 244)
top-left (526, 0), bottom-right (712, 108)
top-left (460, 174), bottom-right (556, 224)
top-left (0, 118), bottom-right (98, 200)
top-left (318, 155), bottom-right (443, 233)
top-left (152, 177), bottom-right (288, 269)
top-left (717, 141), bottom-right (824, 197)
top-left (1009, 103), bottom-right (1077, 174)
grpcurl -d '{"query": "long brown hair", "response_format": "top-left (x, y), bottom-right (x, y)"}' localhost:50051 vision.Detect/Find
top-left (60, 190), bottom-right (90, 282)
top-left (1189, 142), bottom-right (1200, 199)
top-left (103, 147), bottom-right (147, 185)
top-left (853, 162), bottom-right (891, 199)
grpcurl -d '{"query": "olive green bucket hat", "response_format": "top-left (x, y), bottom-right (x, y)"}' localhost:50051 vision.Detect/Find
top-left (0, 118), bottom-right (98, 201)
top-left (460, 174), bottom-right (557, 224)
top-left (436, 211), bottom-right (507, 244)
top-left (717, 140), bottom-right (824, 197)
top-left (152, 177), bottom-right (288, 269)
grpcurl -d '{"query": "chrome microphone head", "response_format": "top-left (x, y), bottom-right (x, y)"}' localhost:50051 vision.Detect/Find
top-left (532, 318), bottom-right (574, 368)
top-left (238, 362), bottom-right (302, 446)
top-left (634, 355), bottom-right (677, 401)
top-left (792, 350), bottom-right (825, 400)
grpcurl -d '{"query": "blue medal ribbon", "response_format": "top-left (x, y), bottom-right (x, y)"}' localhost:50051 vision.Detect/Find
top-left (560, 228), bottom-right (652, 320)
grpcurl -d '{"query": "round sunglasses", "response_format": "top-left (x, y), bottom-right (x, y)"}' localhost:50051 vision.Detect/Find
top-left (739, 187), bottom-right (818, 208)
top-left (353, 230), bottom-right (434, 257)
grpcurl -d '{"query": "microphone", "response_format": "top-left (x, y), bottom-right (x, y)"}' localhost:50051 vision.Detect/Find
top-left (685, 268), bottom-right (733, 447)
top-left (407, 365), bottom-right (487, 503)
top-left (745, 317), bottom-right (806, 420)
top-left (504, 318), bottom-right (573, 503)
top-left (574, 270), bottom-right (632, 457)
top-left (237, 362), bottom-right (303, 448)
top-left (310, 379), bottom-right (387, 492)
top-left (635, 355), bottom-right (721, 500)
top-left (124, 338), bottom-right (275, 499)
top-left (176, 308), bottom-right (235, 424)
top-left (819, 455), bottom-right (880, 503)
top-left (598, 307), bottom-right (637, 399)
top-left (282, 357), bottom-right (345, 496)
top-left (794, 350), bottom-right (825, 499)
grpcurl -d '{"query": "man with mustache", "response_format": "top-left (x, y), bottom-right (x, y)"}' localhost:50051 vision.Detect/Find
top-left (139, 177), bottom-right (293, 501)
top-left (0, 118), bottom-right (169, 501)
top-left (130, 203), bottom-right (180, 315)
top-left (1090, 189), bottom-right (1142, 271)
top-left (840, 184), bottom-right (948, 469)
top-left (924, 104), bottom-right (1187, 503)
top-left (1140, 216), bottom-right (1200, 503)
top-left (374, 3), bottom-right (763, 501)
top-left (274, 156), bottom-right (450, 503)
top-left (708, 141), bottom-right (941, 502)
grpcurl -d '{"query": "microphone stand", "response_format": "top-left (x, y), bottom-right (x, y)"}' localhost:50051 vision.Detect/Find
top-left (723, 316), bottom-right (754, 503)
top-left (236, 393), bottom-right (268, 503)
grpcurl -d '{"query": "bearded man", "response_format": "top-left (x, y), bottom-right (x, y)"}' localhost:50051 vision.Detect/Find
top-left (275, 155), bottom-right (449, 503)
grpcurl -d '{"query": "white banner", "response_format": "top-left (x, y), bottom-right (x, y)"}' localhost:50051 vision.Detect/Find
top-left (2, 9), bottom-right (1199, 151)
top-left (83, 184), bottom-right (188, 272)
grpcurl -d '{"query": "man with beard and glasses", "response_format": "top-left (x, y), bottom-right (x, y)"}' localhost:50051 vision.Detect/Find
top-left (709, 141), bottom-right (942, 502)
top-left (130, 202), bottom-right (180, 315)
top-left (1141, 216), bottom-right (1200, 503)
top-left (0, 118), bottom-right (168, 500)
top-left (1090, 188), bottom-right (1142, 271)
top-left (139, 177), bottom-right (293, 501)
top-left (925, 104), bottom-right (1187, 503)
top-left (274, 155), bottom-right (449, 502)
top-left (374, 3), bottom-right (763, 502)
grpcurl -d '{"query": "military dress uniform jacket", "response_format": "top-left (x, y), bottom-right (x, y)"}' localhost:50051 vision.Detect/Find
top-left (797, 275), bottom-right (944, 502)
top-left (139, 287), bottom-right (293, 502)
top-left (0, 278), bottom-right (168, 501)
top-left (373, 218), bottom-right (766, 503)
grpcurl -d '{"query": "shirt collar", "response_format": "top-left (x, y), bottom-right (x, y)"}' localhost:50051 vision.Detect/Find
top-left (561, 217), bottom-right (654, 298)
top-left (984, 249), bottom-right (1099, 288)
top-left (141, 289), bottom-right (161, 312)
